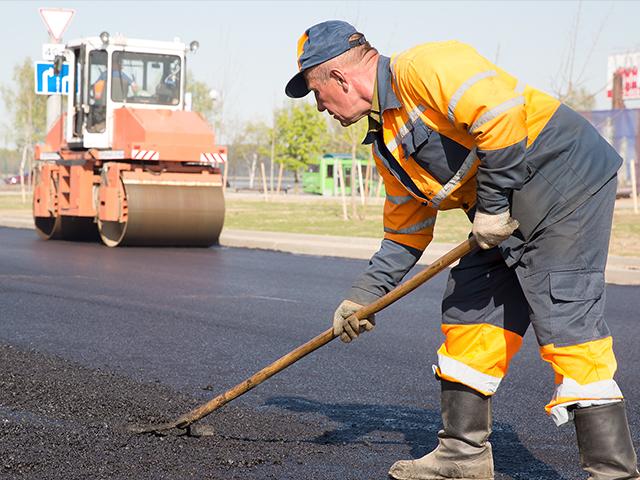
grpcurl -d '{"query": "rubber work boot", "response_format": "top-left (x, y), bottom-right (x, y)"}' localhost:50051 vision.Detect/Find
top-left (574, 401), bottom-right (640, 480)
top-left (388, 380), bottom-right (494, 480)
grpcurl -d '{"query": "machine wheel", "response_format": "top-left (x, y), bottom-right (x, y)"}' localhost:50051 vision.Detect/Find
top-left (33, 165), bottom-right (99, 242)
top-left (35, 215), bottom-right (99, 242)
top-left (34, 215), bottom-right (62, 240)
top-left (34, 166), bottom-right (62, 240)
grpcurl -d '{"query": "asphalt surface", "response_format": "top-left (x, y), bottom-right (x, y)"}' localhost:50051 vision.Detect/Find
top-left (1, 226), bottom-right (639, 479)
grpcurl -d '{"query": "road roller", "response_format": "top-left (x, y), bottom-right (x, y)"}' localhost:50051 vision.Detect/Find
top-left (33, 33), bottom-right (226, 247)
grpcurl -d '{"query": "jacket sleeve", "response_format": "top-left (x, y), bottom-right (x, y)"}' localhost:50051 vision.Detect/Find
top-left (394, 42), bottom-right (528, 214)
top-left (347, 153), bottom-right (436, 305)
top-left (348, 238), bottom-right (422, 305)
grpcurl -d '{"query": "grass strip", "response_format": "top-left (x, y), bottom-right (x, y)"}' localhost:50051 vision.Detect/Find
top-left (2, 192), bottom-right (639, 256)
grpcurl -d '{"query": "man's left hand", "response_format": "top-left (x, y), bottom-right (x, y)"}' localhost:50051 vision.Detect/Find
top-left (472, 211), bottom-right (519, 249)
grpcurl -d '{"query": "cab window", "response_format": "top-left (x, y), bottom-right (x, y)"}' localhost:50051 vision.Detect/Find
top-left (87, 49), bottom-right (107, 133)
top-left (111, 51), bottom-right (181, 105)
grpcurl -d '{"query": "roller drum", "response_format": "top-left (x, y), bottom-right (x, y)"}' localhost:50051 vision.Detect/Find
top-left (98, 181), bottom-right (224, 247)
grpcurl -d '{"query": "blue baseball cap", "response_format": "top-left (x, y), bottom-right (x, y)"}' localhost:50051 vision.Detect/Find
top-left (285, 20), bottom-right (366, 98)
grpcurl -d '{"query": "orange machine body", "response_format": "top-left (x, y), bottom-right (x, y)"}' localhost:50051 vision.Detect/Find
top-left (35, 108), bottom-right (226, 220)
top-left (112, 108), bottom-right (218, 162)
top-left (33, 35), bottom-right (227, 247)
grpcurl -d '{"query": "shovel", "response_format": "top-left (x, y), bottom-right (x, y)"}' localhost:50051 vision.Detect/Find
top-left (129, 236), bottom-right (479, 435)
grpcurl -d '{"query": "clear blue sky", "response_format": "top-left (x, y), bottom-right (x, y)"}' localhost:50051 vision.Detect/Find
top-left (2, 0), bottom-right (639, 146)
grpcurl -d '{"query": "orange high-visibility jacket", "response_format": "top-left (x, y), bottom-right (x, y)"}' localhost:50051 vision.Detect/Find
top-left (368, 41), bottom-right (617, 253)
top-left (349, 43), bottom-right (620, 305)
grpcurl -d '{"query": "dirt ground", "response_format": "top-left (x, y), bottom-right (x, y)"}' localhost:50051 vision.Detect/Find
top-left (0, 344), bottom-right (363, 480)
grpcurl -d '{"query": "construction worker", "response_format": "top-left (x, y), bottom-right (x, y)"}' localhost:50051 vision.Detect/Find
top-left (285, 20), bottom-right (640, 480)
top-left (94, 55), bottom-right (138, 102)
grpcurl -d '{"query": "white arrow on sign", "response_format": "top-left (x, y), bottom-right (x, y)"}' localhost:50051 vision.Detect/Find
top-left (39, 7), bottom-right (75, 42)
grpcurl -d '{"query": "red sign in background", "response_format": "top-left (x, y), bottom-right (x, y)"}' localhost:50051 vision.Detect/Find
top-left (608, 53), bottom-right (640, 100)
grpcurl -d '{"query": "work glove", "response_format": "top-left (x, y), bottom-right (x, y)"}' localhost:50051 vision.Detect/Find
top-left (472, 211), bottom-right (519, 250)
top-left (332, 300), bottom-right (375, 343)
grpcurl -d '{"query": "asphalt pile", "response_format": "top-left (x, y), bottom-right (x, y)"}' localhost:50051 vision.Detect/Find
top-left (0, 344), bottom-right (357, 479)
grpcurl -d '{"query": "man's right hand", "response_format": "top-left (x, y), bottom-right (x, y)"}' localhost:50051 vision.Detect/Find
top-left (333, 300), bottom-right (375, 343)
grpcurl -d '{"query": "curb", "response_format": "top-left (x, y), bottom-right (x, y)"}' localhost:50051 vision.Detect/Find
top-left (220, 230), bottom-right (640, 286)
top-left (219, 229), bottom-right (457, 265)
top-left (2, 211), bottom-right (640, 286)
top-left (0, 212), bottom-right (35, 230)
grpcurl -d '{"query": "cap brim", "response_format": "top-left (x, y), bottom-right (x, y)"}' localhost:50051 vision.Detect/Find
top-left (285, 71), bottom-right (310, 98)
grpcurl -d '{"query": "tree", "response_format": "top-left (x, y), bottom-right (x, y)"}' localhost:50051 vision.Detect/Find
top-left (1, 57), bottom-right (47, 198)
top-left (561, 86), bottom-right (596, 112)
top-left (327, 118), bottom-right (368, 158)
top-left (186, 71), bottom-right (221, 129)
top-left (274, 102), bottom-right (329, 185)
top-left (228, 120), bottom-right (272, 187)
top-left (1, 57), bottom-right (47, 149)
top-left (0, 148), bottom-right (21, 175)
top-left (324, 117), bottom-right (372, 219)
top-left (550, 2), bottom-right (612, 112)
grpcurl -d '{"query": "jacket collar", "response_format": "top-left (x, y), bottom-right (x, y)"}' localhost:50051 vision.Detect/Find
top-left (378, 55), bottom-right (402, 112)
top-left (363, 55), bottom-right (402, 145)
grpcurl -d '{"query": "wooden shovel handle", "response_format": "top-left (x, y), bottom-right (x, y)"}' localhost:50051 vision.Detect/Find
top-left (131, 236), bottom-right (478, 434)
top-left (351, 236), bottom-right (478, 321)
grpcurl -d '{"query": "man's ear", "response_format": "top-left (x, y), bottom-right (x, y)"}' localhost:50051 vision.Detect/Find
top-left (331, 70), bottom-right (349, 93)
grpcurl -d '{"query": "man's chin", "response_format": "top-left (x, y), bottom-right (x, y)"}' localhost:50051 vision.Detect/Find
top-left (338, 113), bottom-right (366, 127)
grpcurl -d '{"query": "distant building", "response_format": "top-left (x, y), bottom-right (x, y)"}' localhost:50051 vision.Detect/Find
top-left (303, 153), bottom-right (384, 197)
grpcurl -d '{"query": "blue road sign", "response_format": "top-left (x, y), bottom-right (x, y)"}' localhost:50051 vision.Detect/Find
top-left (35, 61), bottom-right (70, 95)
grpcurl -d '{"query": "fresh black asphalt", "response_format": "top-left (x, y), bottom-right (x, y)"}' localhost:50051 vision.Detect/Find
top-left (0, 226), bottom-right (638, 479)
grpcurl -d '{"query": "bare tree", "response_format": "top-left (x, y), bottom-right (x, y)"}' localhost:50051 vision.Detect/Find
top-left (228, 120), bottom-right (272, 189)
top-left (550, 1), bottom-right (613, 110)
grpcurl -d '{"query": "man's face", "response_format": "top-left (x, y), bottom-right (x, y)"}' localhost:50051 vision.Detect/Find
top-left (306, 71), bottom-right (369, 127)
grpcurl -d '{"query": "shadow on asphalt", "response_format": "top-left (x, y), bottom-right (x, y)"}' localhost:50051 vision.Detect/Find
top-left (267, 396), bottom-right (571, 480)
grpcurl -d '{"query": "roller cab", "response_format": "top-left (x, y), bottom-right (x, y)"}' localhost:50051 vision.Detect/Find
top-left (33, 34), bottom-right (226, 247)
